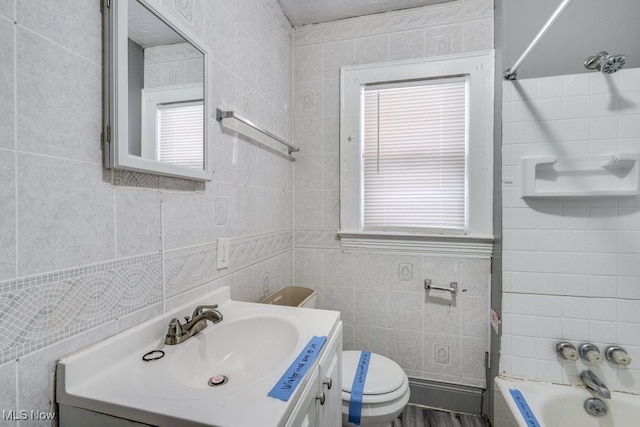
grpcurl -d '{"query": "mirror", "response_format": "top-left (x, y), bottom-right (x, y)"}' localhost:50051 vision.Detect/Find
top-left (103, 0), bottom-right (210, 181)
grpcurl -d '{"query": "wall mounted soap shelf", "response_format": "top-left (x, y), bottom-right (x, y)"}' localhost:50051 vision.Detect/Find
top-left (521, 153), bottom-right (639, 198)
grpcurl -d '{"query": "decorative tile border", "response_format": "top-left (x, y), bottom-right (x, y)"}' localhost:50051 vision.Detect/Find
top-left (0, 254), bottom-right (162, 364)
top-left (164, 229), bottom-right (294, 297)
top-left (294, 0), bottom-right (492, 46)
top-left (112, 170), bottom-right (160, 189)
top-left (231, 230), bottom-right (293, 269)
top-left (111, 170), bottom-right (204, 192)
top-left (0, 228), bottom-right (293, 364)
top-left (164, 244), bottom-right (218, 297)
top-left (295, 227), bottom-right (341, 249)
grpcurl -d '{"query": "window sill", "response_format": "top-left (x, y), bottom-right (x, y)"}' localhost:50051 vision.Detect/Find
top-left (337, 231), bottom-right (494, 258)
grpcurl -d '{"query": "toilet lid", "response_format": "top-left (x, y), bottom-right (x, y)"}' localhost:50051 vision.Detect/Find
top-left (341, 351), bottom-right (405, 395)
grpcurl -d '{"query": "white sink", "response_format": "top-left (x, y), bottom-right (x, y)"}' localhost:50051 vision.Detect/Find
top-left (57, 286), bottom-right (341, 427)
top-left (170, 316), bottom-right (301, 389)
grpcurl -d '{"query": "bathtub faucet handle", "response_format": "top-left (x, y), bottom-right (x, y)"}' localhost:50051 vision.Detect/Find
top-left (556, 342), bottom-right (579, 361)
top-left (579, 343), bottom-right (603, 363)
top-left (605, 346), bottom-right (632, 366)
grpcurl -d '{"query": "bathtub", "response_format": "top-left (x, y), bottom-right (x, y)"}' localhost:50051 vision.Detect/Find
top-left (494, 376), bottom-right (639, 427)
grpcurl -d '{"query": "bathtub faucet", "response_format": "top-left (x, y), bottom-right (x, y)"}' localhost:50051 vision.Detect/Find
top-left (579, 370), bottom-right (610, 399)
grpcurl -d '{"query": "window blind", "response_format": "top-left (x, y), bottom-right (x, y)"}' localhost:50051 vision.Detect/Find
top-left (362, 79), bottom-right (468, 231)
top-left (157, 102), bottom-right (204, 169)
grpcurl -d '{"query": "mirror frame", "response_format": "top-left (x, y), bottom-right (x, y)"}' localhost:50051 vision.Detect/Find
top-left (102, 0), bottom-right (211, 181)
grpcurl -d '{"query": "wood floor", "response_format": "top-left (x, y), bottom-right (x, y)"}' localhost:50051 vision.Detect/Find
top-left (395, 404), bottom-right (492, 427)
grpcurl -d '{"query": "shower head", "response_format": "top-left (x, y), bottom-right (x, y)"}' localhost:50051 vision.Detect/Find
top-left (584, 51), bottom-right (627, 74)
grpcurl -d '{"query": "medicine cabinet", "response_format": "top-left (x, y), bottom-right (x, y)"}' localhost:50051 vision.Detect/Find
top-left (102, 0), bottom-right (210, 181)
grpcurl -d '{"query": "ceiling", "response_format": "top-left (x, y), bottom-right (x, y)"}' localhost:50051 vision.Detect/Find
top-left (277, 0), bottom-right (454, 26)
top-left (128, 0), bottom-right (185, 48)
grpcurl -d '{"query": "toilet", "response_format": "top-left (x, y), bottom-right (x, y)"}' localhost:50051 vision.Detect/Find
top-left (341, 351), bottom-right (410, 427)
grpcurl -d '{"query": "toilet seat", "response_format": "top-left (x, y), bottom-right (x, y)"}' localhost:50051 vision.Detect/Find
top-left (341, 351), bottom-right (409, 404)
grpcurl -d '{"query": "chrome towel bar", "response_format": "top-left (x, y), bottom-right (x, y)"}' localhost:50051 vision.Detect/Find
top-left (216, 108), bottom-right (299, 155)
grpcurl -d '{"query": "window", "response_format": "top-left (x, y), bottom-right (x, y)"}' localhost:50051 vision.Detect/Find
top-left (339, 52), bottom-right (494, 255)
top-left (157, 101), bottom-right (204, 169)
top-left (363, 78), bottom-right (467, 232)
top-left (141, 83), bottom-right (204, 170)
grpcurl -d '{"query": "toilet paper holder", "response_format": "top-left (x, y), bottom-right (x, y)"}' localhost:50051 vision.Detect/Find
top-left (424, 279), bottom-right (458, 296)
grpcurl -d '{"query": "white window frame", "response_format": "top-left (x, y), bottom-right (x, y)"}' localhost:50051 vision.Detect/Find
top-left (339, 51), bottom-right (494, 257)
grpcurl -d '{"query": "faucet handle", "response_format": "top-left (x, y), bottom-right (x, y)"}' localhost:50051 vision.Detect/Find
top-left (557, 342), bottom-right (579, 361)
top-left (192, 304), bottom-right (219, 317)
top-left (579, 343), bottom-right (603, 363)
top-left (165, 318), bottom-right (184, 344)
top-left (167, 318), bottom-right (184, 335)
top-left (191, 304), bottom-right (223, 324)
top-left (605, 346), bottom-right (632, 366)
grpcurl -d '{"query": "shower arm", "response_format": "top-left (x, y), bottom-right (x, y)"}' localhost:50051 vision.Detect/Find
top-left (503, 0), bottom-right (574, 80)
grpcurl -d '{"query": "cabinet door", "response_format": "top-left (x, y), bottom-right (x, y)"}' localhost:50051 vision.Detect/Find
top-left (319, 350), bottom-right (341, 426)
top-left (319, 324), bottom-right (343, 426)
top-left (285, 369), bottom-right (319, 427)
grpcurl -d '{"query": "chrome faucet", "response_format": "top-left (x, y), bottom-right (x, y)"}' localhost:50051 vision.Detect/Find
top-left (579, 370), bottom-right (611, 399)
top-left (165, 304), bottom-right (223, 345)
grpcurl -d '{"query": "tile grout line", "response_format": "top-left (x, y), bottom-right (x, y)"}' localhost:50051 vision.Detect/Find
top-left (113, 188), bottom-right (118, 260)
top-left (14, 22), bottom-right (101, 68)
top-left (15, 359), bottom-right (19, 427)
top-left (160, 197), bottom-right (166, 313)
top-left (13, 11), bottom-right (18, 280)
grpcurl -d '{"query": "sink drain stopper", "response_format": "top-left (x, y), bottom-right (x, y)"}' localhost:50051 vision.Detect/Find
top-left (208, 375), bottom-right (228, 387)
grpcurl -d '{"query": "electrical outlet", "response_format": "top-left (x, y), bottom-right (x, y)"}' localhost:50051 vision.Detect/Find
top-left (217, 238), bottom-right (230, 269)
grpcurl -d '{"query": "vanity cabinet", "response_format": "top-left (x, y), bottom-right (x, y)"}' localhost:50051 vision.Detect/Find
top-left (286, 369), bottom-right (320, 427)
top-left (286, 323), bottom-right (343, 427)
top-left (318, 329), bottom-right (342, 426)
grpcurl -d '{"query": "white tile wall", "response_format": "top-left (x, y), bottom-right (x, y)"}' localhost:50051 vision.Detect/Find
top-left (144, 43), bottom-right (204, 88)
top-left (0, 17), bottom-right (14, 151)
top-left (292, 0), bottom-right (494, 388)
top-left (0, 0), bottom-right (294, 418)
top-left (0, 150), bottom-right (15, 279)
top-left (501, 67), bottom-right (640, 393)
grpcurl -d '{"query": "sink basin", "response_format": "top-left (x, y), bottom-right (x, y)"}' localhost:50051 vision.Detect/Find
top-left (169, 316), bottom-right (302, 389)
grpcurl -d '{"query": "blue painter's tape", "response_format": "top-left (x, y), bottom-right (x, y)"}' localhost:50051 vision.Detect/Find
top-left (509, 389), bottom-right (541, 427)
top-left (348, 351), bottom-right (371, 426)
top-left (267, 336), bottom-right (327, 402)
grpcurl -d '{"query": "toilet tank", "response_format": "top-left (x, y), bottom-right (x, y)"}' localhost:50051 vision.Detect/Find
top-left (260, 286), bottom-right (317, 308)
